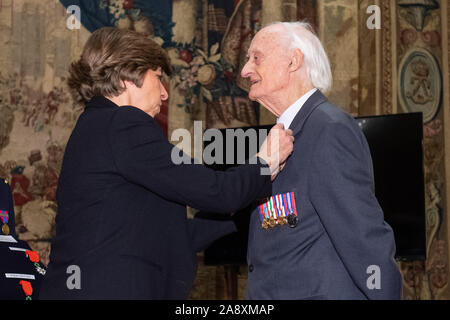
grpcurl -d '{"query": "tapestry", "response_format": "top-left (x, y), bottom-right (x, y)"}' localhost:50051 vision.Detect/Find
top-left (0, 0), bottom-right (89, 264)
top-left (58, 0), bottom-right (264, 133)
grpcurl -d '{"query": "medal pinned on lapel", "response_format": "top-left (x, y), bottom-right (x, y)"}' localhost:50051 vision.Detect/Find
top-left (19, 280), bottom-right (33, 300)
top-left (285, 192), bottom-right (298, 228)
top-left (25, 250), bottom-right (46, 275)
top-left (287, 213), bottom-right (298, 228)
top-left (259, 200), bottom-right (270, 229)
top-left (268, 217), bottom-right (276, 228)
top-left (261, 219), bottom-right (269, 230)
top-left (0, 210), bottom-right (9, 235)
top-left (258, 192), bottom-right (298, 230)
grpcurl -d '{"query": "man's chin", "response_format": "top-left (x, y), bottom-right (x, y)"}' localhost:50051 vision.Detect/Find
top-left (248, 91), bottom-right (259, 101)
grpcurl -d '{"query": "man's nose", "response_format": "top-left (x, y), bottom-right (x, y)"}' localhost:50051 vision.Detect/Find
top-left (241, 61), bottom-right (252, 79)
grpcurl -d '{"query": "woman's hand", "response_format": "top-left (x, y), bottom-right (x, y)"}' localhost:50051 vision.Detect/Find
top-left (257, 123), bottom-right (294, 181)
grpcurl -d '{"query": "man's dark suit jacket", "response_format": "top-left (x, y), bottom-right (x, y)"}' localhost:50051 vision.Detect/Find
top-left (39, 96), bottom-right (271, 299)
top-left (247, 90), bottom-right (402, 300)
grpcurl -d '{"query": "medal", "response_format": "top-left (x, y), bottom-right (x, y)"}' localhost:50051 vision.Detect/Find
top-left (287, 214), bottom-right (298, 228)
top-left (270, 196), bottom-right (280, 226)
top-left (25, 250), bottom-right (39, 263)
top-left (34, 263), bottom-right (46, 275)
top-left (19, 280), bottom-right (33, 300)
top-left (258, 200), bottom-right (271, 230)
top-left (0, 210), bottom-right (9, 235)
top-left (2, 223), bottom-right (9, 235)
top-left (275, 194), bottom-right (286, 225)
top-left (25, 250), bottom-right (46, 275)
top-left (266, 199), bottom-right (274, 227)
top-left (268, 217), bottom-right (276, 228)
top-left (284, 192), bottom-right (298, 228)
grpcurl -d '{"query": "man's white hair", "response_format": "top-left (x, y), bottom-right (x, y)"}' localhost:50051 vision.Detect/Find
top-left (267, 21), bottom-right (332, 93)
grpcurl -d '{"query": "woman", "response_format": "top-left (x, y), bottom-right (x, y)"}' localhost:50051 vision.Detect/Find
top-left (39, 27), bottom-right (293, 299)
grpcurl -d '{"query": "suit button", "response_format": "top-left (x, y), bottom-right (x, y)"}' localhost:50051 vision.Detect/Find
top-left (248, 264), bottom-right (254, 272)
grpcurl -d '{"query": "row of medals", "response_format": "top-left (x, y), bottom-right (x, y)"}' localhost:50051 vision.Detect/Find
top-left (261, 214), bottom-right (298, 229)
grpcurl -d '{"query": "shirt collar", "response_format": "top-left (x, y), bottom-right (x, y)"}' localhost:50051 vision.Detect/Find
top-left (277, 88), bottom-right (318, 129)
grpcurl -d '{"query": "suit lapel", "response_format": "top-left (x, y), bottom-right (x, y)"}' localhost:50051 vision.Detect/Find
top-left (288, 90), bottom-right (328, 135)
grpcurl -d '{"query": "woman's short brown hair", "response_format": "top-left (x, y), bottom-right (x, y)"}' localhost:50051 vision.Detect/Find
top-left (68, 27), bottom-right (172, 104)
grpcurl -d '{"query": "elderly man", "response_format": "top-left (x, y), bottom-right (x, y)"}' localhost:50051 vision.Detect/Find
top-left (240, 21), bottom-right (402, 300)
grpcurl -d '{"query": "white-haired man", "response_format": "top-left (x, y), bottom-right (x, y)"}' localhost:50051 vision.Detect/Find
top-left (241, 21), bottom-right (402, 300)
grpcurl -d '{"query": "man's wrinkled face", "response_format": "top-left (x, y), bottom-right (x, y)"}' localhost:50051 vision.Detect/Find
top-left (241, 29), bottom-right (291, 107)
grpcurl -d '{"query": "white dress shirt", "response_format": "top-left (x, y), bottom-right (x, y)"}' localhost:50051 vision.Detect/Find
top-left (276, 88), bottom-right (318, 129)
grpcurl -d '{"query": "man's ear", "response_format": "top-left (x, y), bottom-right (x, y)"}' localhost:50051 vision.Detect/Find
top-left (288, 48), bottom-right (304, 72)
